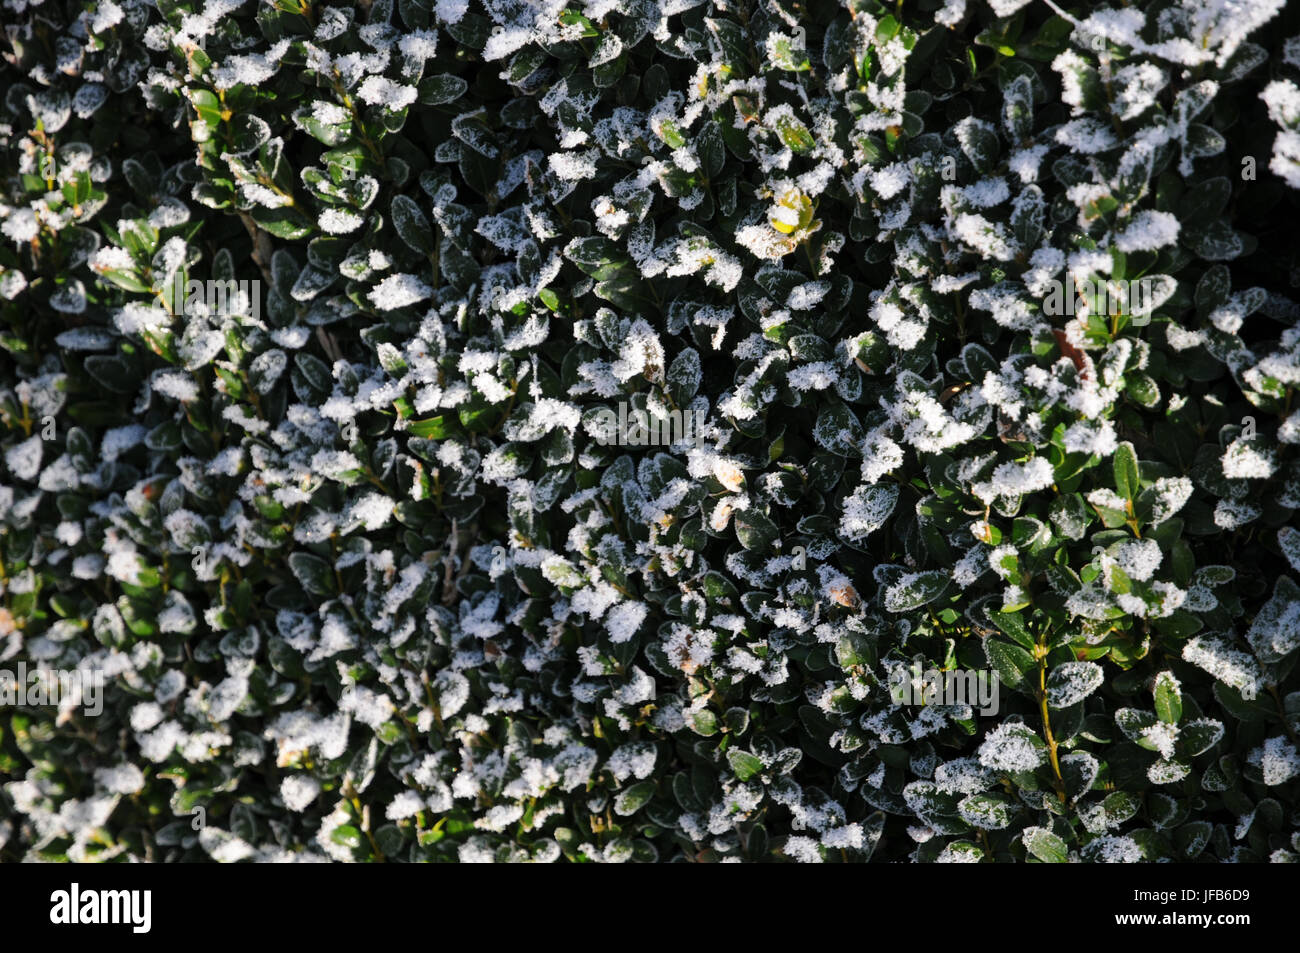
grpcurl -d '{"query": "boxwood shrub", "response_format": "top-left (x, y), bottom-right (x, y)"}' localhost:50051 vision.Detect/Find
top-left (3, 0), bottom-right (1300, 863)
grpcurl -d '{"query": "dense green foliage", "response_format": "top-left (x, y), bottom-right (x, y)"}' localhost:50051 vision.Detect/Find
top-left (3, 0), bottom-right (1300, 862)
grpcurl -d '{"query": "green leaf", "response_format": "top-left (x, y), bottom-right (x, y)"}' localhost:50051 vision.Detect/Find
top-left (329, 824), bottom-right (364, 850)
top-left (727, 749), bottom-right (764, 782)
top-left (772, 113), bottom-right (815, 153)
top-left (408, 416), bottom-right (449, 439)
top-left (986, 639), bottom-right (1035, 690)
top-left (251, 206), bottom-right (314, 240)
top-left (1046, 661), bottom-right (1104, 708)
top-left (294, 352), bottom-right (333, 394)
top-left (1115, 707), bottom-right (1159, 744)
top-left (614, 781), bottom-right (656, 816)
top-left (1178, 718), bottom-right (1224, 757)
top-left (374, 824), bottom-right (406, 856)
top-left (957, 120), bottom-right (999, 173)
top-left (1022, 826), bottom-right (1068, 862)
top-left (1113, 441), bottom-right (1139, 503)
top-left (391, 194), bottom-right (434, 255)
top-left (84, 355), bottom-right (136, 394)
top-left (1153, 671), bottom-right (1182, 724)
top-left (882, 571), bottom-right (949, 612)
top-left (987, 609), bottom-right (1034, 650)
top-left (418, 74), bottom-right (468, 105)
top-left (288, 552), bottom-right (336, 596)
top-left (689, 709), bottom-right (718, 736)
top-left (813, 401), bottom-right (865, 455)
top-left (1195, 264), bottom-right (1231, 314)
top-left (1175, 821), bottom-right (1212, 859)
top-left (770, 36), bottom-right (811, 72)
top-left (735, 509), bottom-right (779, 551)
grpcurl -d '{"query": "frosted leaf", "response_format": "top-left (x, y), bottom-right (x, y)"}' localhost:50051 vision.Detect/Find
top-left (357, 77), bottom-right (417, 110)
top-left (967, 285), bottom-right (1037, 331)
top-left (0, 269), bottom-right (28, 299)
top-left (839, 484), bottom-right (900, 543)
top-left (882, 570), bottom-right (949, 613)
top-left (1222, 437), bottom-right (1277, 479)
top-left (476, 211), bottom-right (531, 252)
top-left (953, 792), bottom-right (1012, 829)
top-left (248, 349), bottom-right (287, 394)
top-left (1279, 526), bottom-right (1300, 573)
top-left (1147, 476), bottom-right (1193, 525)
top-left (338, 685), bottom-right (393, 728)
top-left (783, 835), bottom-right (824, 863)
top-left (345, 492), bottom-right (395, 531)
top-left (933, 758), bottom-right (996, 795)
top-left (1248, 737), bottom-right (1300, 785)
top-left (55, 327), bottom-right (114, 351)
top-left (319, 209), bottom-right (364, 234)
top-left (1182, 635), bottom-right (1262, 695)
top-left (1115, 539), bottom-right (1162, 582)
top-left (1214, 498), bottom-right (1260, 529)
top-left (1267, 126), bottom-right (1300, 188)
top-left (398, 29), bottom-right (438, 61)
top-left (158, 592), bottom-right (196, 634)
top-left (387, 790), bottom-right (427, 821)
top-left (1246, 576), bottom-right (1300, 661)
top-left (209, 40), bottom-right (292, 91)
top-left (1113, 62), bottom-right (1167, 120)
top-left (435, 0), bottom-right (468, 23)
top-left (1208, 287), bottom-right (1267, 334)
top-left (548, 150), bottom-right (599, 181)
top-left (1047, 662), bottom-right (1104, 708)
top-left (1181, 717), bottom-right (1225, 756)
top-left (2, 208), bottom-right (39, 244)
top-left (870, 162), bottom-right (912, 201)
top-left (951, 213), bottom-right (1014, 260)
top-left (1062, 419), bottom-right (1118, 456)
top-left (368, 273), bottom-right (432, 310)
top-left (223, 404), bottom-right (269, 435)
top-left (281, 775), bottom-right (322, 812)
top-left (735, 223), bottom-right (796, 262)
top-left (178, 326), bottom-right (225, 369)
top-left (787, 281), bottom-right (831, 311)
top-left (1182, 0), bottom-right (1286, 67)
top-left (1113, 211), bottom-right (1180, 252)
top-left (665, 347), bottom-right (702, 399)
top-left (1165, 324), bottom-right (1206, 351)
top-left (1139, 721), bottom-right (1178, 759)
top-left (94, 763), bottom-right (145, 795)
top-left (605, 601), bottom-right (647, 644)
top-left (977, 723), bottom-right (1045, 772)
top-left (588, 33), bottom-right (623, 68)
top-left (935, 842), bottom-right (983, 863)
top-left (73, 82), bottom-right (109, 118)
top-left (431, 670), bottom-right (469, 719)
top-left (971, 457), bottom-right (1055, 504)
top-left (198, 828), bottom-right (256, 863)
top-left (208, 674), bottom-right (249, 722)
top-left (1055, 118), bottom-right (1118, 154)
top-left (933, 0), bottom-right (966, 26)
top-left (50, 280), bottom-right (87, 314)
top-left (606, 741), bottom-right (656, 782)
top-left (820, 824), bottom-right (865, 850)
top-left (163, 509), bottom-right (209, 549)
top-left (1082, 835), bottom-right (1142, 863)
top-left (4, 435), bottom-right (42, 481)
